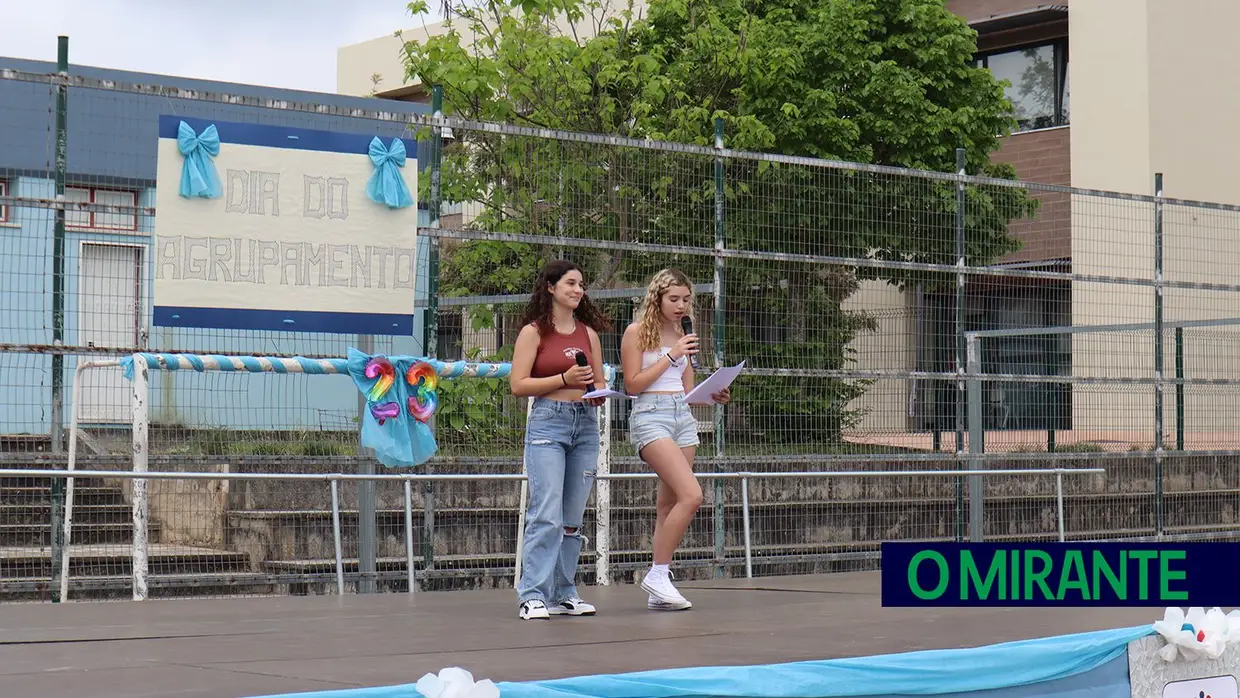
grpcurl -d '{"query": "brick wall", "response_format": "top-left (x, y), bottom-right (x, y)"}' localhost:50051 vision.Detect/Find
top-left (991, 127), bottom-right (1072, 263)
top-left (944, 0), bottom-right (1071, 263)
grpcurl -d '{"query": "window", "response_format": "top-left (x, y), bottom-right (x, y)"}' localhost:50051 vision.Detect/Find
top-left (436, 308), bottom-right (463, 360)
top-left (66, 186), bottom-right (138, 231)
top-left (975, 41), bottom-right (1070, 132)
top-left (0, 180), bottom-right (8, 223)
top-left (920, 282), bottom-right (1071, 431)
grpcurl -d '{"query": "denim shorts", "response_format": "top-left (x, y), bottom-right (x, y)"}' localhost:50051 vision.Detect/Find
top-left (628, 393), bottom-right (699, 454)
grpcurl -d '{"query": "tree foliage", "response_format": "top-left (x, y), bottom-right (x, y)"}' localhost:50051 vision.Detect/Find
top-left (400, 0), bottom-right (1039, 441)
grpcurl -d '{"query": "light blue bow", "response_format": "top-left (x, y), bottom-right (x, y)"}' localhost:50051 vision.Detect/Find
top-left (365, 137), bottom-right (415, 209)
top-left (176, 121), bottom-right (222, 199)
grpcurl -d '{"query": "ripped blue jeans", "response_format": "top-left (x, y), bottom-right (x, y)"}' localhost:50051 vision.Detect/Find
top-left (517, 398), bottom-right (599, 605)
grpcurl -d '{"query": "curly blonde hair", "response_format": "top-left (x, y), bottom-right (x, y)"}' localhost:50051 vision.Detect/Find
top-left (634, 268), bottom-right (695, 351)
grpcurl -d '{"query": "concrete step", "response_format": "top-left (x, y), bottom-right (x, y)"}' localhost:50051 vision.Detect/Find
top-left (0, 503), bottom-right (134, 526)
top-left (0, 485), bottom-right (124, 505)
top-left (0, 520), bottom-right (163, 547)
top-left (0, 573), bottom-right (277, 602)
top-left (0, 435), bottom-right (54, 453)
top-left (1, 475), bottom-right (66, 489)
top-left (0, 543), bottom-right (251, 579)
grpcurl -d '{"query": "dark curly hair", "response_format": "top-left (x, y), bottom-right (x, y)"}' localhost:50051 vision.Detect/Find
top-left (519, 260), bottom-right (613, 336)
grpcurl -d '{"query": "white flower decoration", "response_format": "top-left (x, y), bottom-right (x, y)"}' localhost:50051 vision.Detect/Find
top-left (415, 667), bottom-right (500, 698)
top-left (1152, 607), bottom-right (1240, 662)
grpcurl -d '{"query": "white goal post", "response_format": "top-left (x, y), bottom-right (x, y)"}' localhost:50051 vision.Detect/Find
top-left (61, 351), bottom-right (614, 601)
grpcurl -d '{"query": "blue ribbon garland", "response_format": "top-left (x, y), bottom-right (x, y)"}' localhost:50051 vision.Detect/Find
top-left (115, 351), bottom-right (618, 470)
top-left (365, 137), bottom-right (414, 209)
top-left (176, 120), bottom-right (222, 199)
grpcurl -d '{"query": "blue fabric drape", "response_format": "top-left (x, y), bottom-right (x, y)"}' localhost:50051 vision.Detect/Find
top-left (365, 137), bottom-right (414, 209)
top-left (245, 624), bottom-right (1154, 698)
top-left (176, 120), bottom-right (222, 199)
top-left (494, 624), bottom-right (1154, 698)
top-left (345, 347), bottom-right (437, 467)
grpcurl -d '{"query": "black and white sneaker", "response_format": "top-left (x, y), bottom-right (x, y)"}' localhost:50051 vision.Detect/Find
top-left (548, 597), bottom-right (596, 616)
top-left (519, 599), bottom-right (550, 620)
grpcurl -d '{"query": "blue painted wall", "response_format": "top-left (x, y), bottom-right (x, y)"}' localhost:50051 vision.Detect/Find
top-left (0, 58), bottom-right (436, 435)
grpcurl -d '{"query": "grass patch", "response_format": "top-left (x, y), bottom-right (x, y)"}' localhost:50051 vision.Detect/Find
top-left (165, 428), bottom-right (358, 457)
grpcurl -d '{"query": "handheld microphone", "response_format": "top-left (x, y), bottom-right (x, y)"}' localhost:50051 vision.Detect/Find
top-left (680, 316), bottom-right (699, 369)
top-left (572, 351), bottom-right (590, 388)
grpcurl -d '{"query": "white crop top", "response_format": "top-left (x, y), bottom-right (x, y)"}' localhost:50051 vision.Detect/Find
top-left (640, 347), bottom-right (687, 392)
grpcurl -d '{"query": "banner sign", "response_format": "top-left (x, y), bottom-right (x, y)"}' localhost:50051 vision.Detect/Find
top-left (153, 115), bottom-right (419, 335)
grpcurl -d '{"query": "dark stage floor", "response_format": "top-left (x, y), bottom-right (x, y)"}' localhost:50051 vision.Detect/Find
top-left (0, 572), bottom-right (1158, 698)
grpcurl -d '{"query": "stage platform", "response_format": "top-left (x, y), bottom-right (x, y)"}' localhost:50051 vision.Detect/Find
top-left (0, 571), bottom-right (1158, 698)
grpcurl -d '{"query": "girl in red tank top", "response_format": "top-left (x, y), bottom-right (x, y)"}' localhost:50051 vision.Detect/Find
top-left (530, 321), bottom-right (592, 380)
top-left (508, 260), bottom-right (613, 620)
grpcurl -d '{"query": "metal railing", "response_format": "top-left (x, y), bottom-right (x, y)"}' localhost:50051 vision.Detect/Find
top-left (1, 466), bottom-right (1103, 602)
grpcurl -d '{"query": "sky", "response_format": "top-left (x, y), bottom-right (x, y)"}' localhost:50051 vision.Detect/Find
top-left (1, 0), bottom-right (442, 93)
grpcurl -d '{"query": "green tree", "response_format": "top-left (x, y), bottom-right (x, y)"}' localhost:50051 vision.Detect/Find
top-left (400, 0), bottom-right (1038, 442)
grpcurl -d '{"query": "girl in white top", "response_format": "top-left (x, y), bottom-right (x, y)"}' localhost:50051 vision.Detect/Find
top-left (620, 268), bottom-right (731, 610)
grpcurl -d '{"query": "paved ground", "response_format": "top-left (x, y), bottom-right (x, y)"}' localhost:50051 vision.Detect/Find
top-left (848, 428), bottom-right (1240, 452)
top-left (0, 571), bottom-right (1158, 698)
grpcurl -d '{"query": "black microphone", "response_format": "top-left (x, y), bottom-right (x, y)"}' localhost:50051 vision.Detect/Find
top-left (680, 316), bottom-right (698, 369)
top-left (571, 351), bottom-right (590, 388)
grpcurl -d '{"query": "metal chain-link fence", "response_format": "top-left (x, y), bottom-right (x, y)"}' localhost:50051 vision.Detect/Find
top-left (5, 57), bottom-right (1240, 602)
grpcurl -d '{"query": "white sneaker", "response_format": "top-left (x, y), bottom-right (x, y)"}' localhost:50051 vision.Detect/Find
top-left (548, 597), bottom-right (596, 616)
top-left (648, 594), bottom-right (688, 610)
top-left (641, 569), bottom-right (692, 610)
top-left (519, 599), bottom-right (550, 620)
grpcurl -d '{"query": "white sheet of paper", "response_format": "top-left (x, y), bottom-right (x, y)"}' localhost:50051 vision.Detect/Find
top-left (582, 388), bottom-right (634, 400)
top-left (684, 360), bottom-right (746, 405)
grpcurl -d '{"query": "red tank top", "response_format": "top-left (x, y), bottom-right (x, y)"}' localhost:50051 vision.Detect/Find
top-left (531, 321), bottom-right (592, 378)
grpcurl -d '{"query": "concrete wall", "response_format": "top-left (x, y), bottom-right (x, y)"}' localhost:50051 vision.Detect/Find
top-left (336, 26), bottom-right (436, 99)
top-left (114, 462), bottom-right (231, 548)
top-left (336, 0), bottom-right (647, 99)
top-left (1069, 0), bottom-right (1240, 435)
top-left (842, 281), bottom-right (916, 434)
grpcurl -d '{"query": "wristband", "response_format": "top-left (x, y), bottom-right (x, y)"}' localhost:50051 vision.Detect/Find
top-left (561, 373), bottom-right (567, 386)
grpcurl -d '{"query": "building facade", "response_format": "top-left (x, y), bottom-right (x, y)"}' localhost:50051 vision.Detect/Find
top-left (0, 58), bottom-right (432, 440)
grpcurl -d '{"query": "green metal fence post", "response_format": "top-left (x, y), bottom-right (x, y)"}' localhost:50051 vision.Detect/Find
top-left (1153, 172), bottom-right (1164, 536)
top-left (357, 332), bottom-right (376, 594)
top-left (422, 85), bottom-right (444, 573)
top-left (1175, 326), bottom-right (1184, 452)
top-left (49, 35), bottom-right (69, 604)
top-left (425, 85), bottom-right (443, 357)
top-left (954, 147), bottom-right (966, 542)
top-left (712, 117), bottom-right (727, 578)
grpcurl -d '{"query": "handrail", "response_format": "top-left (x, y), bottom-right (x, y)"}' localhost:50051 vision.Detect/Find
top-left (8, 465), bottom-right (1099, 602)
top-left (0, 467), bottom-right (1105, 482)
